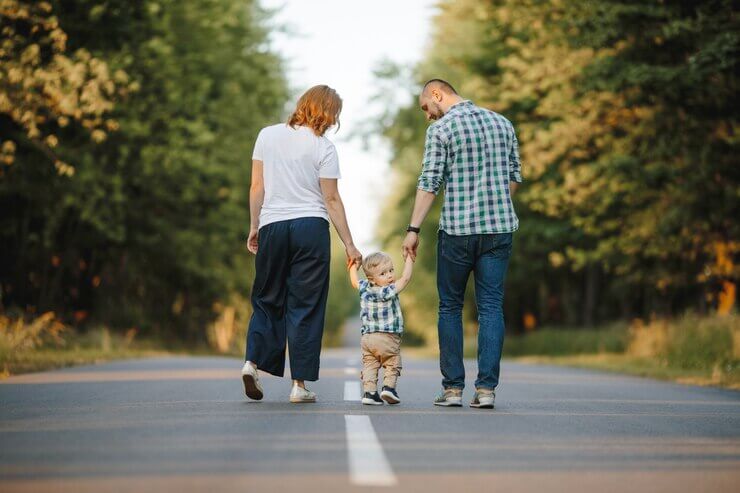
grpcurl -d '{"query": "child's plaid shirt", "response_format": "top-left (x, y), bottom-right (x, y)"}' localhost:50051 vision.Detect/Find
top-left (358, 280), bottom-right (404, 335)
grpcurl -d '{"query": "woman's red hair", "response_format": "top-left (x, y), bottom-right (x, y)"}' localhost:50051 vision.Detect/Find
top-left (287, 85), bottom-right (342, 136)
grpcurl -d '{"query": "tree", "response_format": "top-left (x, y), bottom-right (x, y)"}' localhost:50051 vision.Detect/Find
top-left (0, 0), bottom-right (129, 175)
top-left (374, 0), bottom-right (739, 341)
top-left (0, 0), bottom-right (289, 341)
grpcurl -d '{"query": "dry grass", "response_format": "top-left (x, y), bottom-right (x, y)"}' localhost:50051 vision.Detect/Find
top-left (0, 313), bottom-right (174, 378)
top-left (515, 353), bottom-right (740, 390)
top-left (476, 313), bottom-right (739, 389)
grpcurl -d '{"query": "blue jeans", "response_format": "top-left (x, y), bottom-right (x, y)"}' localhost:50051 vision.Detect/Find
top-left (437, 230), bottom-right (512, 391)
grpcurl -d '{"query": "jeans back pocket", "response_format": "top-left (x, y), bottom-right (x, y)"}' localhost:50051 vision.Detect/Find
top-left (439, 231), bottom-right (470, 264)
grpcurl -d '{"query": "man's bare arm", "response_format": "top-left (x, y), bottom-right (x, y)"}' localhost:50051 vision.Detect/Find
top-left (402, 189), bottom-right (437, 261)
top-left (409, 189), bottom-right (436, 228)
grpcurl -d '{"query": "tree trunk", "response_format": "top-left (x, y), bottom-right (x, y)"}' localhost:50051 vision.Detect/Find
top-left (582, 264), bottom-right (598, 327)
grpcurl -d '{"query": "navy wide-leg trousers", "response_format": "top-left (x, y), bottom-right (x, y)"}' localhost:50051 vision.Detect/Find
top-left (245, 217), bottom-right (330, 381)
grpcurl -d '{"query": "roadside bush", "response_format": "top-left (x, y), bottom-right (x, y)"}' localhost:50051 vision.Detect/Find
top-left (629, 314), bottom-right (738, 372)
top-left (496, 323), bottom-right (629, 357)
top-left (0, 312), bottom-right (67, 357)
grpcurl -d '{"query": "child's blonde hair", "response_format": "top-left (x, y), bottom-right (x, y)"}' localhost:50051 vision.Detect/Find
top-left (362, 252), bottom-right (393, 279)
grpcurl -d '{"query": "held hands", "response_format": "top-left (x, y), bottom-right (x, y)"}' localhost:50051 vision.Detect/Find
top-left (346, 249), bottom-right (362, 290)
top-left (402, 231), bottom-right (419, 261)
top-left (345, 244), bottom-right (362, 268)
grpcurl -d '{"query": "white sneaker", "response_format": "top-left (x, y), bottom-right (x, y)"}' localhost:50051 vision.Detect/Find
top-left (240, 361), bottom-right (263, 400)
top-left (289, 383), bottom-right (316, 403)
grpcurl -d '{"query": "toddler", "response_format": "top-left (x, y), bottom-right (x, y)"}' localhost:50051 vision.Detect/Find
top-left (348, 252), bottom-right (413, 405)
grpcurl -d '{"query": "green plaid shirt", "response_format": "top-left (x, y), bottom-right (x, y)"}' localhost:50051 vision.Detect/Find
top-left (417, 100), bottom-right (522, 235)
top-left (358, 280), bottom-right (404, 335)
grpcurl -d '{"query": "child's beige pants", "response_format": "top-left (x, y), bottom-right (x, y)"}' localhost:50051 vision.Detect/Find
top-left (361, 332), bottom-right (402, 392)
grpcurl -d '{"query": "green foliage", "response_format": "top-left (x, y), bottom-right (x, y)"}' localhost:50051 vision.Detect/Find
top-left (373, 0), bottom-right (739, 342)
top-left (0, 0), bottom-right (129, 174)
top-left (497, 324), bottom-right (629, 357)
top-left (624, 313), bottom-right (739, 385)
top-left (662, 314), bottom-right (737, 371)
top-left (0, 0), bottom-right (288, 340)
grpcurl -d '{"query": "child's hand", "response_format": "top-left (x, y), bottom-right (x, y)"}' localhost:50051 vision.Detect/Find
top-left (347, 258), bottom-right (360, 289)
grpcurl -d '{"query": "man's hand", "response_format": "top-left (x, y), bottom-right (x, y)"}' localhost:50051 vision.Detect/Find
top-left (404, 190), bottom-right (436, 261)
top-left (345, 244), bottom-right (362, 267)
top-left (247, 227), bottom-right (259, 254)
top-left (402, 232), bottom-right (419, 261)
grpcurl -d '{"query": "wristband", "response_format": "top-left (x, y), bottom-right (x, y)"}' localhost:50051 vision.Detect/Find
top-left (406, 225), bottom-right (420, 234)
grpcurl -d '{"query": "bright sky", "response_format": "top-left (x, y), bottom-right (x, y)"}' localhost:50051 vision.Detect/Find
top-left (260, 0), bottom-right (438, 254)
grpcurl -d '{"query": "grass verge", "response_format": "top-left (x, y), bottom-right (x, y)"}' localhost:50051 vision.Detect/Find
top-left (460, 313), bottom-right (740, 390)
top-left (0, 312), bottom-right (197, 378)
top-left (1, 347), bottom-right (175, 377)
top-left (513, 353), bottom-right (740, 390)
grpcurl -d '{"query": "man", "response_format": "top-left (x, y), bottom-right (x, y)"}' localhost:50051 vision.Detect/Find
top-left (402, 79), bottom-right (522, 409)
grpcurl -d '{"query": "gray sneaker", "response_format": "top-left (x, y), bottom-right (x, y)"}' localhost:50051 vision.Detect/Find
top-left (433, 388), bottom-right (463, 407)
top-left (470, 389), bottom-right (495, 409)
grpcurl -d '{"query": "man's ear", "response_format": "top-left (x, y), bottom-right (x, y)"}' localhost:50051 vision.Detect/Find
top-left (431, 89), bottom-right (442, 102)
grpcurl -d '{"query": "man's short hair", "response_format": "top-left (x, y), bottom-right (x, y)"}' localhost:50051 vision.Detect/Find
top-left (422, 79), bottom-right (458, 95)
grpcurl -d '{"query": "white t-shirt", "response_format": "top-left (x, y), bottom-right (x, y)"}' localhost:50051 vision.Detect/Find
top-left (252, 123), bottom-right (341, 228)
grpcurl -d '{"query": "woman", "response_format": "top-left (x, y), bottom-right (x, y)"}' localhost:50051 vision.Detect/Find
top-left (241, 85), bottom-right (362, 403)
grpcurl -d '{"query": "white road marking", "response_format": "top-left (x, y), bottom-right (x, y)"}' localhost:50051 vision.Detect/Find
top-left (344, 415), bottom-right (397, 486)
top-left (344, 381), bottom-right (361, 401)
top-left (344, 367), bottom-right (357, 376)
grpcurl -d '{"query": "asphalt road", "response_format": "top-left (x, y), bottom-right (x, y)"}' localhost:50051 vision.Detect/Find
top-left (1, 346), bottom-right (739, 492)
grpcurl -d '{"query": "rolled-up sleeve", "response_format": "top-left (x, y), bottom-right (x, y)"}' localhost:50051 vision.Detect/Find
top-left (417, 125), bottom-right (448, 194)
top-left (508, 127), bottom-right (522, 183)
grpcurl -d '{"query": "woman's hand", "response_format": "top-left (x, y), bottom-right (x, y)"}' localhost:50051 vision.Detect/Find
top-left (247, 227), bottom-right (259, 254)
top-left (345, 244), bottom-right (362, 267)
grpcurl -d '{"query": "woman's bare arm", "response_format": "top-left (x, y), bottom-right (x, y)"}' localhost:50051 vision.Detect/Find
top-left (247, 160), bottom-right (264, 254)
top-left (320, 178), bottom-right (362, 265)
